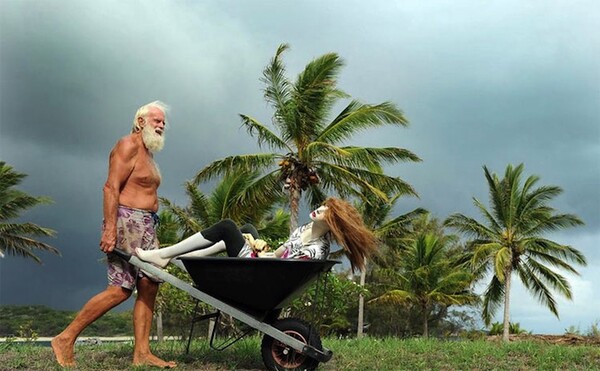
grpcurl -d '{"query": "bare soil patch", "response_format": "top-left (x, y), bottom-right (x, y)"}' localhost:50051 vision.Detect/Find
top-left (487, 334), bottom-right (600, 346)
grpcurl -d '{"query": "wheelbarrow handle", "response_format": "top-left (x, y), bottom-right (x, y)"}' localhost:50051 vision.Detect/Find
top-left (110, 248), bottom-right (132, 261)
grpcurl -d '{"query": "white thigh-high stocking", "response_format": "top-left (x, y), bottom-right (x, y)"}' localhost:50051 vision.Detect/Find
top-left (169, 241), bottom-right (227, 272)
top-left (178, 241), bottom-right (226, 258)
top-left (135, 232), bottom-right (218, 268)
top-left (169, 241), bottom-right (225, 272)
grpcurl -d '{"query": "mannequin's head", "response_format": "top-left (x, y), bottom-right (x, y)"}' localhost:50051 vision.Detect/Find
top-left (309, 205), bottom-right (328, 222)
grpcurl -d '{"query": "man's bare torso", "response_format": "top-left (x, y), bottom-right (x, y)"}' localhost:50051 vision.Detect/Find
top-left (117, 134), bottom-right (161, 212)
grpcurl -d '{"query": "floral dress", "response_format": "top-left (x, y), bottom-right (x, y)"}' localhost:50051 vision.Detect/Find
top-left (237, 223), bottom-right (331, 259)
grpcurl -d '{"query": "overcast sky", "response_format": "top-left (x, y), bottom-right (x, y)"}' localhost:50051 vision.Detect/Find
top-left (1, 0), bottom-right (598, 335)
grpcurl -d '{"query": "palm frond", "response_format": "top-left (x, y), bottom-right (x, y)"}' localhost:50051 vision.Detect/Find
top-left (320, 101), bottom-right (409, 144)
top-left (472, 198), bottom-right (501, 232)
top-left (239, 114), bottom-right (291, 151)
top-left (0, 162), bottom-right (27, 189)
top-left (517, 184), bottom-right (561, 220)
top-left (516, 261), bottom-right (560, 317)
top-left (194, 153), bottom-right (280, 184)
top-left (317, 163), bottom-right (418, 202)
top-left (483, 165), bottom-right (508, 227)
top-left (304, 185), bottom-right (328, 210)
top-left (430, 291), bottom-right (479, 306)
top-left (481, 275), bottom-right (504, 325)
top-left (444, 213), bottom-right (495, 239)
top-left (159, 197), bottom-right (202, 237)
top-left (524, 238), bottom-right (587, 267)
top-left (0, 223), bottom-right (59, 263)
top-left (328, 146), bottom-right (421, 169)
top-left (471, 242), bottom-right (502, 266)
top-left (302, 141), bottom-right (352, 163)
top-left (292, 52), bottom-right (346, 138)
top-left (523, 213), bottom-right (584, 235)
top-left (261, 43), bottom-right (294, 126)
top-left (368, 289), bottom-right (414, 305)
top-left (156, 211), bottom-right (181, 246)
top-left (257, 208), bottom-right (290, 242)
top-left (494, 247), bottom-right (511, 281)
top-left (236, 171), bottom-right (286, 221)
top-left (0, 192), bottom-right (53, 220)
top-left (330, 164), bottom-right (418, 198)
top-left (521, 259), bottom-right (573, 299)
top-left (376, 208), bottom-right (428, 239)
top-left (184, 181), bottom-right (211, 223)
top-left (434, 270), bottom-right (474, 293)
top-left (0, 162), bottom-right (59, 263)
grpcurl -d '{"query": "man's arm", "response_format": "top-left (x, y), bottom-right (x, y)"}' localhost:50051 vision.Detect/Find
top-left (99, 137), bottom-right (138, 253)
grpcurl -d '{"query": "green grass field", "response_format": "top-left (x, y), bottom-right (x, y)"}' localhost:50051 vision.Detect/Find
top-left (2, 337), bottom-right (599, 370)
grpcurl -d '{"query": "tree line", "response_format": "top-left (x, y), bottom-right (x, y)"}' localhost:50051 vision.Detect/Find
top-left (0, 305), bottom-right (133, 338)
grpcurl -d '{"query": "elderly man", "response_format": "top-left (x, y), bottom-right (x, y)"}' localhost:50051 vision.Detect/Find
top-left (52, 101), bottom-right (176, 368)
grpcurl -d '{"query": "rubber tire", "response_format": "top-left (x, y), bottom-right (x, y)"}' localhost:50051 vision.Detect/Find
top-left (261, 317), bottom-right (322, 371)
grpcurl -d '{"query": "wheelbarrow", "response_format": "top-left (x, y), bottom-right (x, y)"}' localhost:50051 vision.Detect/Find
top-left (112, 248), bottom-right (338, 370)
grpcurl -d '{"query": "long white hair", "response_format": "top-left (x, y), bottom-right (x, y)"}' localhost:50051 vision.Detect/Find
top-left (131, 100), bottom-right (169, 133)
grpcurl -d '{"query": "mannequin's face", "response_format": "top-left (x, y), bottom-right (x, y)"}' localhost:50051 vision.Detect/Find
top-left (309, 206), bottom-right (328, 222)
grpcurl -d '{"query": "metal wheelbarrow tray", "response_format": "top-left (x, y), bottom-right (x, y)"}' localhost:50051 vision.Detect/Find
top-left (112, 248), bottom-right (337, 370)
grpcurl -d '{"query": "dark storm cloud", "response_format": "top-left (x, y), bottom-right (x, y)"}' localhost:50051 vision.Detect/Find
top-left (1, 0), bottom-right (598, 334)
top-left (0, 0), bottom-right (273, 310)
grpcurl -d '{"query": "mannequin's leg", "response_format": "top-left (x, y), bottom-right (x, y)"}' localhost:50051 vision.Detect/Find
top-left (136, 232), bottom-right (216, 267)
top-left (136, 220), bottom-right (245, 267)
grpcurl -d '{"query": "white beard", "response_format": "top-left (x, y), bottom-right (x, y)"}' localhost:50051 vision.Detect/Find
top-left (142, 125), bottom-right (164, 153)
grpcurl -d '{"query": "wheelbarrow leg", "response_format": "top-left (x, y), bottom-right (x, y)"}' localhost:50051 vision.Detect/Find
top-left (186, 299), bottom-right (200, 354)
top-left (186, 300), bottom-right (221, 354)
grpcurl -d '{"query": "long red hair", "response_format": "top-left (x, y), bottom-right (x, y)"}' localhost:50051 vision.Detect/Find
top-left (323, 197), bottom-right (378, 272)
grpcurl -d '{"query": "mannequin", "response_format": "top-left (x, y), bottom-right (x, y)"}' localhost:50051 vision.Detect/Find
top-left (136, 197), bottom-right (377, 272)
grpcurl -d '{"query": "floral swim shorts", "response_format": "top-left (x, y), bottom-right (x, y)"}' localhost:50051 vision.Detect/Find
top-left (107, 205), bottom-right (162, 290)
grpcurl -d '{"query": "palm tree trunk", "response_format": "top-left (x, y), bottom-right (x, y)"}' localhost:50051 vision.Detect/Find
top-left (156, 311), bottom-right (163, 342)
top-left (289, 185), bottom-right (301, 232)
top-left (423, 301), bottom-right (429, 337)
top-left (502, 268), bottom-right (512, 342)
top-left (357, 262), bottom-right (367, 338)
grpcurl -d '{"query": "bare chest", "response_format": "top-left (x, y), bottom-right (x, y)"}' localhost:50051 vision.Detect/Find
top-left (131, 155), bottom-right (161, 187)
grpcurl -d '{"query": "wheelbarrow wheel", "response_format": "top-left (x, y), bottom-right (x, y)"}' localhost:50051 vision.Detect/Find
top-left (261, 317), bottom-right (322, 371)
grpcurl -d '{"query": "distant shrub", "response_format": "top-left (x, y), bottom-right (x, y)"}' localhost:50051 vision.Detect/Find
top-left (564, 325), bottom-right (581, 336)
top-left (586, 321), bottom-right (600, 338)
top-left (488, 321), bottom-right (529, 335)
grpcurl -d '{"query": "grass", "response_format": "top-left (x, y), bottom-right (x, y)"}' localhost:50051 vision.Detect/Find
top-left (1, 337), bottom-right (600, 370)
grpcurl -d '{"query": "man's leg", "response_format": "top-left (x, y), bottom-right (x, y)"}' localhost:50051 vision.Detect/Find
top-left (51, 286), bottom-right (131, 367)
top-left (132, 276), bottom-right (176, 368)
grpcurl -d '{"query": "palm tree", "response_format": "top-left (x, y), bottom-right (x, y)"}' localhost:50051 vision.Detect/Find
top-left (444, 164), bottom-right (586, 342)
top-left (355, 193), bottom-right (427, 337)
top-left (194, 44), bottom-right (420, 230)
top-left (160, 170), bottom-right (290, 242)
top-left (156, 210), bottom-right (180, 248)
top-left (369, 232), bottom-right (477, 337)
top-left (360, 195), bottom-right (428, 256)
top-left (0, 161), bottom-right (59, 263)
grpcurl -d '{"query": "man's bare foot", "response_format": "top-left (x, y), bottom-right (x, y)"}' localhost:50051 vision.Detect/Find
top-left (133, 352), bottom-right (177, 368)
top-left (51, 336), bottom-right (76, 367)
